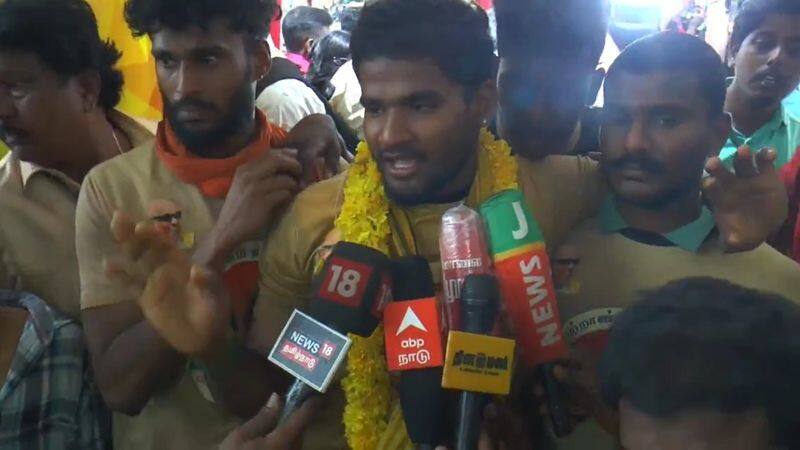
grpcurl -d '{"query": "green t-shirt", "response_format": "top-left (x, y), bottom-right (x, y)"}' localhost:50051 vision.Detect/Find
top-left (720, 103), bottom-right (800, 169)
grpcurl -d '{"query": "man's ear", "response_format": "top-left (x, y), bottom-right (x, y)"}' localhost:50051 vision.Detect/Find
top-left (709, 112), bottom-right (733, 157)
top-left (303, 38), bottom-right (315, 58)
top-left (471, 78), bottom-right (499, 125)
top-left (251, 39), bottom-right (272, 82)
top-left (74, 71), bottom-right (103, 113)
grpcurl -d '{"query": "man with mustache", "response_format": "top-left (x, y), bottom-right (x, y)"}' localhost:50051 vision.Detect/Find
top-left (550, 32), bottom-right (800, 449)
top-left (113, 0), bottom-right (793, 448)
top-left (73, 0), bottom-right (347, 448)
top-left (0, 0), bottom-right (153, 319)
top-left (721, 0), bottom-right (800, 168)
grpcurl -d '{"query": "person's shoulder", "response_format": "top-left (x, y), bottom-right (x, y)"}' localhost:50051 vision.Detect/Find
top-left (84, 140), bottom-right (157, 190)
top-left (284, 171), bottom-right (347, 227)
top-left (721, 243), bottom-right (800, 301)
top-left (518, 154), bottom-right (599, 180)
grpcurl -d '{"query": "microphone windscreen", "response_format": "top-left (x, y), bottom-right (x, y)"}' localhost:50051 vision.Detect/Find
top-left (309, 241), bottom-right (391, 336)
top-left (391, 256), bottom-right (435, 300)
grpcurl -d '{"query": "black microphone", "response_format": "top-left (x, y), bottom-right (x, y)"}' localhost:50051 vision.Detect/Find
top-left (455, 275), bottom-right (499, 450)
top-left (279, 241), bottom-right (391, 423)
top-left (392, 256), bottom-right (446, 450)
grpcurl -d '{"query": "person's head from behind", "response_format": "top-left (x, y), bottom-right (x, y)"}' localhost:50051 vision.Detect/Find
top-left (601, 32), bottom-right (730, 209)
top-left (308, 31), bottom-right (351, 98)
top-left (599, 277), bottom-right (800, 450)
top-left (334, 7), bottom-right (361, 34)
top-left (0, 0), bottom-right (122, 167)
top-left (496, 0), bottom-right (609, 157)
top-left (282, 6), bottom-right (333, 57)
top-left (125, 0), bottom-right (277, 156)
top-left (351, 0), bottom-right (497, 206)
top-left (728, 0), bottom-right (800, 109)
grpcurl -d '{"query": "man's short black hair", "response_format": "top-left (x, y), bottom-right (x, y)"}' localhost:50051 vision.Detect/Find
top-left (282, 6), bottom-right (333, 54)
top-left (495, 0), bottom-right (609, 66)
top-left (334, 7), bottom-right (361, 34)
top-left (606, 31), bottom-right (728, 116)
top-left (730, 0), bottom-right (800, 57)
top-left (0, 0), bottom-right (123, 110)
top-left (351, 0), bottom-right (495, 98)
top-left (599, 277), bottom-right (800, 448)
top-left (125, 0), bottom-right (278, 40)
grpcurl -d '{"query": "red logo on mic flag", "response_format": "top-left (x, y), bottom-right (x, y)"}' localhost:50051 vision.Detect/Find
top-left (384, 299), bottom-right (444, 371)
top-left (319, 256), bottom-right (373, 307)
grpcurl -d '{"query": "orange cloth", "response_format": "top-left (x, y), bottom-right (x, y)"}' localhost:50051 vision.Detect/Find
top-left (155, 110), bottom-right (288, 198)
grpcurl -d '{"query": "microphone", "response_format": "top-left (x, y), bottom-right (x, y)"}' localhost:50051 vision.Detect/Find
top-left (276, 241), bottom-right (392, 423)
top-left (455, 275), bottom-right (499, 450)
top-left (439, 204), bottom-right (493, 332)
top-left (384, 256), bottom-right (446, 449)
top-left (480, 190), bottom-right (572, 437)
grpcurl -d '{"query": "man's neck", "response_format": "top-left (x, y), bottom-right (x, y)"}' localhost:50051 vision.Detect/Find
top-left (58, 111), bottom-right (132, 183)
top-left (725, 84), bottom-right (780, 137)
top-left (615, 189), bottom-right (704, 235)
top-left (190, 116), bottom-right (257, 160)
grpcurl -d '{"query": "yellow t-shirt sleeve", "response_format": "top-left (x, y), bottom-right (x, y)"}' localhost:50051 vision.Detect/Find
top-left (519, 155), bottom-right (607, 249)
top-left (75, 170), bottom-right (132, 310)
top-left (247, 174), bottom-right (345, 355)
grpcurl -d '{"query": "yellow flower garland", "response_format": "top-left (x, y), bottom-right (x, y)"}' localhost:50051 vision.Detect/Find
top-left (335, 129), bottom-right (519, 450)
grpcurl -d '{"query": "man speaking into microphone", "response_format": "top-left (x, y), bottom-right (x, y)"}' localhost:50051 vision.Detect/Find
top-left (127, 1), bottom-right (791, 449)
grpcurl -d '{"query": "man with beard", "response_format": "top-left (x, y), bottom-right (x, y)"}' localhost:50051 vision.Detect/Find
top-left (111, 1), bottom-right (790, 449)
top-left (74, 0), bottom-right (347, 448)
top-left (721, 0), bottom-right (800, 168)
top-left (551, 32), bottom-right (800, 450)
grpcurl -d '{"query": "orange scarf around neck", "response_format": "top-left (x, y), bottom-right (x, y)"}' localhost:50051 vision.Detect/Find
top-left (155, 110), bottom-right (288, 198)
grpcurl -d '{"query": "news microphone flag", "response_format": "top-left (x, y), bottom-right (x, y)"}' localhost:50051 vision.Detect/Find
top-left (270, 241), bottom-right (391, 423)
top-left (480, 190), bottom-right (572, 437)
top-left (479, 190), bottom-right (568, 366)
top-left (443, 275), bottom-right (515, 450)
top-left (387, 257), bottom-right (447, 449)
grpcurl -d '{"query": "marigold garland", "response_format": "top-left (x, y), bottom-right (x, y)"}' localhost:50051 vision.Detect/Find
top-left (335, 129), bottom-right (518, 450)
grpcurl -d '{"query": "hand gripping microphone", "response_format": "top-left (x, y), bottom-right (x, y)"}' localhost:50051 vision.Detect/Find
top-left (385, 256), bottom-right (447, 449)
top-left (455, 275), bottom-right (500, 450)
top-left (278, 241), bottom-right (391, 423)
top-left (479, 190), bottom-right (572, 437)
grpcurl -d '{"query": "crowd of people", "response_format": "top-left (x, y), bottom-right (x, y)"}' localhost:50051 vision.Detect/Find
top-left (0, 0), bottom-right (798, 449)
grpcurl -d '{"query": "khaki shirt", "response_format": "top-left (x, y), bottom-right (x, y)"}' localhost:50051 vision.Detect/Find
top-left (75, 140), bottom-right (258, 450)
top-left (249, 154), bottom-right (605, 449)
top-left (0, 111), bottom-right (151, 319)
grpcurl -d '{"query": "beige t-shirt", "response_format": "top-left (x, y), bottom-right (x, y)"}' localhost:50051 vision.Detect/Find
top-left (249, 154), bottom-right (605, 449)
top-left (553, 217), bottom-right (800, 450)
top-left (76, 142), bottom-right (257, 450)
top-left (0, 111), bottom-right (151, 320)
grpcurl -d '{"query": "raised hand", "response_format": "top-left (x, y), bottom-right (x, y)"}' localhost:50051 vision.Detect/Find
top-left (704, 145), bottom-right (788, 252)
top-left (107, 211), bottom-right (229, 355)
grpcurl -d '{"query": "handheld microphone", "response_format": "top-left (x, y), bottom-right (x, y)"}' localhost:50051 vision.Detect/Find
top-left (384, 256), bottom-right (446, 449)
top-left (455, 275), bottom-right (499, 450)
top-left (276, 241), bottom-right (391, 423)
top-left (480, 190), bottom-right (571, 437)
top-left (439, 204), bottom-right (493, 332)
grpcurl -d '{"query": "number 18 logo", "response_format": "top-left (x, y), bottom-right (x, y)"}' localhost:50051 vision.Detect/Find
top-left (321, 257), bottom-right (372, 307)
